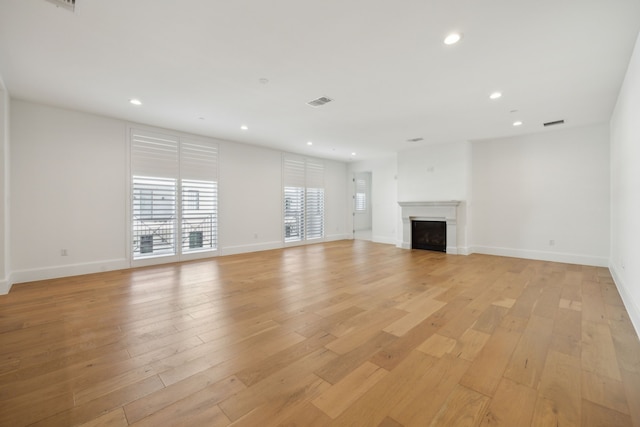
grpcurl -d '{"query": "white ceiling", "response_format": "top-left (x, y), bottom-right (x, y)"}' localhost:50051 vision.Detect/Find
top-left (1, 0), bottom-right (639, 161)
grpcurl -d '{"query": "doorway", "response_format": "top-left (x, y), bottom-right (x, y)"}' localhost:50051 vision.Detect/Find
top-left (353, 171), bottom-right (372, 241)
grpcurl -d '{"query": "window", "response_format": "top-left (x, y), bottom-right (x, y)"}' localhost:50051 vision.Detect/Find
top-left (130, 129), bottom-right (218, 260)
top-left (355, 178), bottom-right (367, 212)
top-left (283, 155), bottom-right (324, 243)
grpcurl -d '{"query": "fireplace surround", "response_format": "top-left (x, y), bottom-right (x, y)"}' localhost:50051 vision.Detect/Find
top-left (398, 201), bottom-right (461, 254)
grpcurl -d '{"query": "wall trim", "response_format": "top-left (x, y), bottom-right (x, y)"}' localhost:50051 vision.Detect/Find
top-left (220, 241), bottom-right (283, 257)
top-left (326, 233), bottom-right (352, 242)
top-left (11, 258), bottom-right (130, 286)
top-left (610, 263), bottom-right (640, 338)
top-left (469, 245), bottom-right (608, 267)
top-left (0, 274), bottom-right (12, 295)
top-left (373, 235), bottom-right (397, 245)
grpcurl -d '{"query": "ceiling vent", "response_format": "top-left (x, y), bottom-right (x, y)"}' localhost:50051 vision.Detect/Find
top-left (307, 96), bottom-right (333, 107)
top-left (543, 119), bottom-right (565, 127)
top-left (407, 137), bottom-right (424, 142)
top-left (45, 0), bottom-right (75, 12)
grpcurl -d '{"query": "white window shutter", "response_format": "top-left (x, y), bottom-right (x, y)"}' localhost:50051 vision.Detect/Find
top-left (130, 129), bottom-right (218, 260)
top-left (180, 139), bottom-right (218, 253)
top-left (283, 155), bottom-right (324, 243)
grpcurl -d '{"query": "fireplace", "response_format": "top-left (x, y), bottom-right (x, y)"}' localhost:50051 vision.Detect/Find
top-left (412, 220), bottom-right (446, 252)
top-left (398, 201), bottom-right (461, 254)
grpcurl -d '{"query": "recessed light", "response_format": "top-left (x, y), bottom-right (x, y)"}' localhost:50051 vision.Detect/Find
top-left (489, 92), bottom-right (502, 100)
top-left (513, 121), bottom-right (523, 127)
top-left (307, 141), bottom-right (313, 146)
top-left (240, 125), bottom-right (248, 130)
top-left (444, 33), bottom-right (462, 45)
top-left (129, 99), bottom-right (142, 106)
top-left (351, 152), bottom-right (357, 156)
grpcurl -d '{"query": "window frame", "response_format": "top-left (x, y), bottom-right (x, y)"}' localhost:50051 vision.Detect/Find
top-left (128, 127), bottom-right (219, 267)
top-left (282, 154), bottom-right (325, 245)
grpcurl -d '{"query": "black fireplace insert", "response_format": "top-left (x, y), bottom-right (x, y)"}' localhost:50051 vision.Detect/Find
top-left (412, 220), bottom-right (446, 252)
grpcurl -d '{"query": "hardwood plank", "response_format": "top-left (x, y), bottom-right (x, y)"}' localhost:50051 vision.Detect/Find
top-left (581, 369), bottom-right (629, 415)
top-left (330, 350), bottom-right (438, 427)
top-left (326, 307), bottom-right (405, 354)
top-left (416, 333), bottom-right (457, 358)
top-left (550, 307), bottom-right (582, 358)
top-left (427, 384), bottom-right (490, 427)
top-left (30, 375), bottom-right (165, 427)
top-left (580, 399), bottom-right (632, 427)
top-left (370, 295), bottom-right (471, 371)
top-left (77, 408), bottom-right (128, 427)
top-left (459, 315), bottom-right (526, 396)
top-left (581, 320), bottom-right (622, 381)
top-left (503, 315), bottom-right (554, 388)
top-left (128, 376), bottom-right (241, 427)
top-left (532, 350), bottom-right (582, 426)
top-left (2, 242), bottom-right (640, 426)
top-left (314, 330), bottom-right (396, 385)
top-left (217, 348), bottom-right (335, 421)
top-left (312, 361), bottom-right (387, 419)
top-left (278, 402), bottom-right (333, 427)
top-left (479, 378), bottom-right (536, 427)
top-left (453, 328), bottom-right (490, 362)
top-left (389, 353), bottom-right (471, 426)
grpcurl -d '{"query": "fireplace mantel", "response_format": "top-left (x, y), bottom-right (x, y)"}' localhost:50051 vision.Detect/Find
top-left (398, 201), bottom-right (461, 254)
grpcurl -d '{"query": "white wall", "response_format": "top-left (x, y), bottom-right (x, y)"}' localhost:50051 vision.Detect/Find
top-left (218, 141), bottom-right (284, 255)
top-left (397, 141), bottom-right (471, 251)
top-left (398, 141), bottom-right (470, 202)
top-left (8, 100), bottom-right (349, 287)
top-left (11, 101), bottom-right (129, 282)
top-left (470, 124), bottom-right (610, 266)
top-left (610, 32), bottom-right (640, 334)
top-left (0, 76), bottom-right (9, 293)
top-left (323, 159), bottom-right (350, 242)
top-left (348, 156), bottom-right (398, 245)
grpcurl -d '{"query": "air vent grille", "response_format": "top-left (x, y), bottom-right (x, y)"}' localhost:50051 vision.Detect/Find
top-left (543, 119), bottom-right (565, 127)
top-left (45, 0), bottom-right (75, 12)
top-left (307, 96), bottom-right (333, 107)
top-left (407, 137), bottom-right (424, 142)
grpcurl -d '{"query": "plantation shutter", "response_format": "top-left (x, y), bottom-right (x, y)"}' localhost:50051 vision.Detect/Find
top-left (283, 155), bottom-right (324, 243)
top-left (305, 159), bottom-right (324, 240)
top-left (130, 129), bottom-right (219, 260)
top-left (283, 156), bottom-right (305, 242)
top-left (131, 130), bottom-right (179, 258)
top-left (355, 178), bottom-right (367, 211)
top-left (180, 139), bottom-right (218, 253)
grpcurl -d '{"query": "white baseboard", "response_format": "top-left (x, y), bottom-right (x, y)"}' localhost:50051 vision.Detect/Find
top-left (326, 233), bottom-right (352, 242)
top-left (469, 245), bottom-right (608, 267)
top-left (457, 246), bottom-right (472, 256)
top-left (609, 263), bottom-right (640, 338)
top-left (220, 241), bottom-right (283, 256)
top-left (11, 258), bottom-right (130, 286)
top-left (0, 274), bottom-right (12, 295)
top-left (372, 235), bottom-right (397, 245)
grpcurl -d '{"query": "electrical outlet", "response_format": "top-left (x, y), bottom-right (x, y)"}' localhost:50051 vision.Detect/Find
top-left (60, 249), bottom-right (68, 256)
top-left (254, 233), bottom-right (258, 239)
top-left (549, 240), bottom-right (555, 246)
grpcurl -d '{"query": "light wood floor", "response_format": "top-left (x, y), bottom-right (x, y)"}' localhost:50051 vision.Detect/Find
top-left (1, 240), bottom-right (640, 426)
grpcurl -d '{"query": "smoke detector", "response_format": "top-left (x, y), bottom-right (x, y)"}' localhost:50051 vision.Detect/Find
top-left (45, 0), bottom-right (75, 12)
top-left (307, 96), bottom-right (333, 107)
